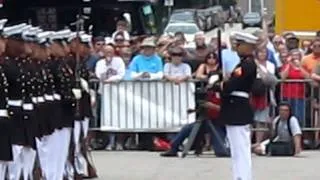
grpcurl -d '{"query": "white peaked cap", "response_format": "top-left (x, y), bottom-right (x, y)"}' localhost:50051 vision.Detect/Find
top-left (105, 37), bottom-right (114, 45)
top-left (56, 29), bottom-right (72, 38)
top-left (80, 34), bottom-right (92, 43)
top-left (230, 31), bottom-right (258, 44)
top-left (51, 29), bottom-right (72, 41)
top-left (0, 19), bottom-right (8, 30)
top-left (37, 31), bottom-right (53, 44)
top-left (3, 23), bottom-right (27, 37)
top-left (67, 31), bottom-right (85, 42)
top-left (35, 28), bottom-right (43, 34)
top-left (22, 26), bottom-right (40, 39)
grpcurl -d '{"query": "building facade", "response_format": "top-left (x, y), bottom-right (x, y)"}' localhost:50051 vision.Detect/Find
top-left (237, 0), bottom-right (274, 19)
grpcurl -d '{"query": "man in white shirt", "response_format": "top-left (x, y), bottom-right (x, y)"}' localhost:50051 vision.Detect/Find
top-left (94, 45), bottom-right (125, 150)
top-left (95, 45), bottom-right (125, 83)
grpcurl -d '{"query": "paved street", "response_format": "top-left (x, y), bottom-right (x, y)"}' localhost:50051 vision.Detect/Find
top-left (92, 151), bottom-right (320, 180)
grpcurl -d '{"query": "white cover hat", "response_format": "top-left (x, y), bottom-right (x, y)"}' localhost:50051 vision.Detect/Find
top-left (230, 31), bottom-right (258, 44)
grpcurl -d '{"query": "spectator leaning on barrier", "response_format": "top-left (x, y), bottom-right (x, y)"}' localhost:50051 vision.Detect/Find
top-left (280, 49), bottom-right (309, 124)
top-left (163, 47), bottom-right (192, 84)
top-left (252, 102), bottom-right (302, 156)
top-left (129, 37), bottom-right (163, 80)
top-left (251, 48), bottom-right (276, 145)
top-left (95, 45), bottom-right (125, 83)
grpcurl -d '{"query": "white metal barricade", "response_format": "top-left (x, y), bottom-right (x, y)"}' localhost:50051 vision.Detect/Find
top-left (100, 80), bottom-right (196, 131)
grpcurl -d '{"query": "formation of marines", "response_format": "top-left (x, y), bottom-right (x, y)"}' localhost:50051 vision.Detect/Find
top-left (0, 19), bottom-right (97, 180)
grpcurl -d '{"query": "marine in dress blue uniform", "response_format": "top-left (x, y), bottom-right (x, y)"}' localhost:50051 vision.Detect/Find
top-left (0, 18), bottom-right (12, 180)
top-left (211, 31), bottom-right (258, 180)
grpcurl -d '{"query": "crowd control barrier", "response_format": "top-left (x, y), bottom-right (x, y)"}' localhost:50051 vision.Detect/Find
top-left (98, 80), bottom-right (196, 132)
top-left (89, 79), bottom-right (320, 135)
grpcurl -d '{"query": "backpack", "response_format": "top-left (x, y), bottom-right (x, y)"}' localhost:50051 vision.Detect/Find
top-left (266, 117), bottom-right (295, 156)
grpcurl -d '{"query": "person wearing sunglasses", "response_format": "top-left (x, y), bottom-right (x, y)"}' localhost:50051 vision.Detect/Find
top-left (163, 47), bottom-right (192, 84)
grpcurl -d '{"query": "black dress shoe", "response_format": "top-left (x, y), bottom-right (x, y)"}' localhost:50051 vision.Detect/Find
top-left (160, 150), bottom-right (178, 157)
top-left (215, 153), bottom-right (230, 157)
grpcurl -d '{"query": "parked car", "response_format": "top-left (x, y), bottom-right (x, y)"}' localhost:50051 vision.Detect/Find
top-left (163, 22), bottom-right (200, 42)
top-left (242, 12), bottom-right (262, 29)
top-left (196, 6), bottom-right (226, 31)
top-left (169, 9), bottom-right (198, 24)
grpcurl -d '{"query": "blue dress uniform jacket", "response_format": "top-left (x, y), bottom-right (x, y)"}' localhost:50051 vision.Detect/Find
top-left (21, 58), bottom-right (37, 149)
top-left (45, 59), bottom-right (63, 130)
top-left (219, 57), bottom-right (257, 125)
top-left (54, 58), bottom-right (76, 128)
top-left (33, 60), bottom-right (49, 137)
top-left (3, 57), bottom-right (34, 146)
top-left (0, 63), bottom-right (13, 161)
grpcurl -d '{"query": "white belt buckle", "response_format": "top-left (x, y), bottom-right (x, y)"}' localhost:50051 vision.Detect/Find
top-left (8, 100), bottom-right (23, 107)
top-left (37, 97), bottom-right (45, 103)
top-left (44, 94), bottom-right (54, 101)
top-left (230, 91), bottom-right (249, 98)
top-left (23, 103), bottom-right (34, 111)
top-left (32, 97), bottom-right (38, 104)
top-left (0, 109), bottom-right (8, 117)
top-left (53, 93), bottom-right (61, 100)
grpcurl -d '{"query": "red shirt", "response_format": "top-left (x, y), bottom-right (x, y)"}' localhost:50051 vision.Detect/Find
top-left (280, 64), bottom-right (305, 98)
top-left (206, 91), bottom-right (221, 119)
top-left (251, 94), bottom-right (269, 110)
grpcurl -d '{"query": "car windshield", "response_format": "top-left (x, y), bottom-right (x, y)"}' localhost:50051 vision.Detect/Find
top-left (170, 12), bottom-right (194, 23)
top-left (244, 13), bottom-right (260, 19)
top-left (165, 24), bottom-right (199, 34)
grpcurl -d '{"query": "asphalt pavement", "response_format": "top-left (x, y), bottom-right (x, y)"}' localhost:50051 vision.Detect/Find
top-left (92, 150), bottom-right (320, 180)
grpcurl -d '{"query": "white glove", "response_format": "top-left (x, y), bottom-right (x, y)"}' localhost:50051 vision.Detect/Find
top-left (90, 89), bottom-right (96, 107)
top-left (208, 74), bottom-right (220, 86)
top-left (72, 88), bottom-right (82, 100)
top-left (80, 78), bottom-right (89, 93)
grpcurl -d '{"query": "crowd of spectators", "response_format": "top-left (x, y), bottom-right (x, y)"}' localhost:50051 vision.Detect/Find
top-left (87, 19), bottom-right (320, 151)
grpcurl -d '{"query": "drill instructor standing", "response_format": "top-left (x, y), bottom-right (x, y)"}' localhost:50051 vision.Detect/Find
top-left (211, 32), bottom-right (258, 180)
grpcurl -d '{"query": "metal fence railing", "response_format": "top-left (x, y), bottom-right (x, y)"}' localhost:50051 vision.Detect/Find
top-left (89, 79), bottom-right (320, 135)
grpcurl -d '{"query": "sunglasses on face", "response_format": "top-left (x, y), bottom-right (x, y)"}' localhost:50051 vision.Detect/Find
top-left (115, 39), bottom-right (124, 42)
top-left (207, 55), bottom-right (216, 59)
top-left (171, 53), bottom-right (183, 57)
top-left (95, 42), bottom-right (104, 46)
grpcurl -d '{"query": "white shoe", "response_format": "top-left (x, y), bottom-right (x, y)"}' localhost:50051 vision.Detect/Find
top-left (116, 143), bottom-right (123, 151)
top-left (106, 144), bottom-right (113, 151)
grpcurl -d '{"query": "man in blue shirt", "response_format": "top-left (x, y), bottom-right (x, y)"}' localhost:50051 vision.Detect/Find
top-left (86, 36), bottom-right (105, 72)
top-left (129, 38), bottom-right (163, 80)
top-left (222, 35), bottom-right (240, 79)
top-left (120, 47), bottom-right (133, 80)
